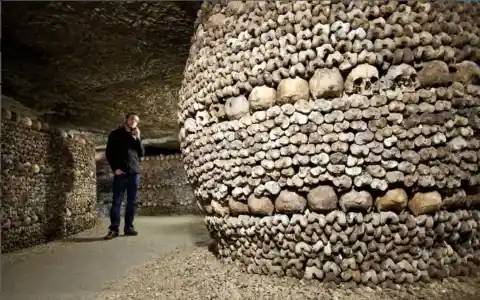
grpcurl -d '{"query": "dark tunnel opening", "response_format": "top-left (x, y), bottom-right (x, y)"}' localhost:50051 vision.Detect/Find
top-left (143, 145), bottom-right (181, 157)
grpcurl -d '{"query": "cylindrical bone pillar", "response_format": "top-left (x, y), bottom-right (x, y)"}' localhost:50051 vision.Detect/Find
top-left (178, 1), bottom-right (480, 283)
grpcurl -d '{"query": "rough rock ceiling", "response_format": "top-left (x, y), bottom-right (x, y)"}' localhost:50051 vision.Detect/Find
top-left (2, 1), bottom-right (201, 142)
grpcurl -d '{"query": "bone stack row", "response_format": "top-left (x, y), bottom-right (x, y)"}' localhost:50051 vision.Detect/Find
top-left (178, 0), bottom-right (480, 281)
top-left (180, 83), bottom-right (480, 214)
top-left (206, 210), bottom-right (480, 285)
top-left (96, 152), bottom-right (199, 216)
top-left (142, 153), bottom-right (182, 161)
top-left (1, 107), bottom-right (97, 252)
top-left (138, 155), bottom-right (199, 215)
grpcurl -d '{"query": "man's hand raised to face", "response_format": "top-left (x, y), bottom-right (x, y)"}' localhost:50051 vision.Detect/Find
top-left (114, 169), bottom-right (123, 175)
top-left (132, 127), bottom-right (141, 139)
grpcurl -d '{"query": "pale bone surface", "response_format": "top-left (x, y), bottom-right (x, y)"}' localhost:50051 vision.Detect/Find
top-left (1, 108), bottom-right (97, 253)
top-left (178, 0), bottom-right (480, 283)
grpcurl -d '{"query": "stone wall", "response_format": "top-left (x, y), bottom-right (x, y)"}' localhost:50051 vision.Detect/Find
top-left (1, 107), bottom-right (97, 253)
top-left (96, 151), bottom-right (113, 214)
top-left (96, 153), bottom-right (198, 216)
top-left (178, 1), bottom-right (480, 284)
top-left (139, 154), bottom-right (198, 215)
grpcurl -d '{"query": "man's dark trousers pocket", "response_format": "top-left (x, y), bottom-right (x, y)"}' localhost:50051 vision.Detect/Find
top-left (109, 173), bottom-right (139, 232)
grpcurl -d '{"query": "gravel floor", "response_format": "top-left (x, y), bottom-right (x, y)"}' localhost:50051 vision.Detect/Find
top-left (5, 217), bottom-right (479, 300)
top-left (97, 244), bottom-right (480, 300)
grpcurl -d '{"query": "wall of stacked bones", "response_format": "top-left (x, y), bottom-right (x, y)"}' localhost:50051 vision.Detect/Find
top-left (96, 153), bottom-right (198, 215)
top-left (95, 151), bottom-right (114, 212)
top-left (1, 107), bottom-right (97, 252)
top-left (137, 154), bottom-right (199, 215)
top-left (178, 1), bottom-right (480, 284)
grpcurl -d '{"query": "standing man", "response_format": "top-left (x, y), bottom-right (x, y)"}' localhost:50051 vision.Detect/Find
top-left (104, 112), bottom-right (145, 240)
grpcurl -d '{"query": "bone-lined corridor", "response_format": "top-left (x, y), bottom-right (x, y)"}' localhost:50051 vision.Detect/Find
top-left (2, 1), bottom-right (480, 299)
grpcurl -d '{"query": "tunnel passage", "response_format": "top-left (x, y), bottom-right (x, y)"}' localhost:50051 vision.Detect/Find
top-left (96, 147), bottom-right (199, 216)
top-left (1, 1), bottom-right (202, 252)
top-left (178, 1), bottom-right (480, 284)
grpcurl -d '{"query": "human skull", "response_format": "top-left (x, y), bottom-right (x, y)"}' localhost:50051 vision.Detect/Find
top-left (451, 60), bottom-right (480, 85)
top-left (309, 67), bottom-right (344, 98)
top-left (195, 111), bottom-right (210, 128)
top-left (416, 60), bottom-right (450, 87)
top-left (226, 1), bottom-right (247, 15)
top-left (248, 86), bottom-right (276, 110)
top-left (384, 63), bottom-right (420, 92)
top-left (344, 64), bottom-right (379, 96)
top-left (184, 118), bottom-right (198, 133)
top-left (206, 13), bottom-right (226, 28)
top-left (225, 95), bottom-right (249, 120)
top-left (209, 103), bottom-right (225, 123)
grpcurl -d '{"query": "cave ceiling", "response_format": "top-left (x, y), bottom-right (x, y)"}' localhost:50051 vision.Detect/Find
top-left (2, 1), bottom-right (201, 143)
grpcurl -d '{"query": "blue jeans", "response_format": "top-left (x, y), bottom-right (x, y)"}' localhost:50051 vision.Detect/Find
top-left (109, 173), bottom-right (139, 232)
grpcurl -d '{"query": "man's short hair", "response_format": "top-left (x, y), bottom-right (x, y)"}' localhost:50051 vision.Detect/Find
top-left (125, 112), bottom-right (139, 119)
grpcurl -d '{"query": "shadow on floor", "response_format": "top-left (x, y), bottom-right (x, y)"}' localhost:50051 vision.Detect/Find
top-left (64, 234), bottom-right (143, 243)
top-left (162, 217), bottom-right (214, 250)
top-left (179, 219), bottom-right (218, 254)
top-left (194, 239), bottom-right (210, 247)
top-left (186, 222), bottom-right (211, 244)
top-left (63, 236), bottom-right (106, 243)
top-left (195, 239), bottom-right (218, 254)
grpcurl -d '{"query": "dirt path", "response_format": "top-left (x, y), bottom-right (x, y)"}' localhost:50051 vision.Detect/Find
top-left (3, 215), bottom-right (480, 300)
top-left (1, 216), bottom-right (207, 300)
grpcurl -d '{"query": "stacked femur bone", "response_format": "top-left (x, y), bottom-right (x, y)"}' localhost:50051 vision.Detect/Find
top-left (178, 0), bottom-right (480, 284)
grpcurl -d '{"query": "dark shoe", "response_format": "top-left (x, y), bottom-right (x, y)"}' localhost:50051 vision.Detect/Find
top-left (104, 230), bottom-right (119, 240)
top-left (124, 228), bottom-right (138, 236)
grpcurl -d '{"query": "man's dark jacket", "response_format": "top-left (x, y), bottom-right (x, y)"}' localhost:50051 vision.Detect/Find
top-left (105, 126), bottom-right (145, 174)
